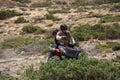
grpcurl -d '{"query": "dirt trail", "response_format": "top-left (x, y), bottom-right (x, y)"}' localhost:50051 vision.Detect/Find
top-left (0, 54), bottom-right (46, 77)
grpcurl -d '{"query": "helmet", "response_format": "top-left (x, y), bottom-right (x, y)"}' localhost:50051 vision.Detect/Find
top-left (52, 28), bottom-right (59, 35)
top-left (60, 23), bottom-right (67, 30)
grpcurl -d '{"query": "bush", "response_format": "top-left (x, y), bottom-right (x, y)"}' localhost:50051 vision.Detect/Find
top-left (96, 42), bottom-right (120, 51)
top-left (72, 24), bottom-right (120, 41)
top-left (22, 25), bottom-right (46, 34)
top-left (0, 75), bottom-right (17, 80)
top-left (1, 37), bottom-right (39, 49)
top-left (110, 5), bottom-right (120, 12)
top-left (48, 9), bottom-right (70, 14)
top-left (107, 42), bottom-right (120, 51)
top-left (34, 28), bottom-right (46, 34)
top-left (14, 17), bottom-right (28, 23)
top-left (21, 55), bottom-right (120, 80)
top-left (11, 0), bottom-right (31, 3)
top-left (0, 10), bottom-right (23, 20)
top-left (22, 25), bottom-right (38, 34)
top-left (71, 1), bottom-right (96, 8)
top-left (45, 13), bottom-right (62, 21)
top-left (90, 14), bottom-right (103, 18)
top-left (90, 0), bottom-right (120, 5)
top-left (31, 1), bottom-right (51, 7)
top-left (100, 14), bottom-right (120, 23)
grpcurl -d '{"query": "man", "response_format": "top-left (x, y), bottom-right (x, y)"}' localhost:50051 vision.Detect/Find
top-left (55, 23), bottom-right (79, 59)
top-left (56, 23), bottom-right (75, 48)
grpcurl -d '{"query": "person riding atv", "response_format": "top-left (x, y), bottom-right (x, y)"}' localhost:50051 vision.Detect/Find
top-left (46, 24), bottom-right (80, 61)
top-left (56, 23), bottom-right (75, 48)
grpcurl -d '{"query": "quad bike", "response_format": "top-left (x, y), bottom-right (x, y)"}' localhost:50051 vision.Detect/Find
top-left (46, 44), bottom-right (81, 62)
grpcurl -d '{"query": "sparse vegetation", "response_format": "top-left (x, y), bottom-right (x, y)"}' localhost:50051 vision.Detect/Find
top-left (34, 28), bottom-right (47, 34)
top-left (96, 42), bottom-right (120, 51)
top-left (21, 25), bottom-right (46, 34)
top-left (1, 37), bottom-right (39, 49)
top-left (90, 14), bottom-right (104, 18)
top-left (21, 55), bottom-right (120, 80)
top-left (14, 17), bottom-right (28, 23)
top-left (48, 9), bottom-right (70, 14)
top-left (0, 75), bottom-right (17, 80)
top-left (45, 13), bottom-right (62, 21)
top-left (11, 0), bottom-right (31, 3)
top-left (22, 25), bottom-right (38, 34)
top-left (110, 5), bottom-right (120, 12)
top-left (100, 14), bottom-right (120, 23)
top-left (0, 10), bottom-right (23, 20)
top-left (31, 1), bottom-right (51, 7)
top-left (72, 24), bottom-right (120, 41)
top-left (71, 1), bottom-right (96, 8)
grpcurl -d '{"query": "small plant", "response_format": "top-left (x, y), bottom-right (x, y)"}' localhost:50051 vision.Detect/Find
top-left (107, 42), bottom-right (120, 51)
top-left (48, 9), bottom-right (70, 14)
top-left (96, 42), bottom-right (120, 51)
top-left (11, 0), bottom-right (31, 3)
top-left (45, 13), bottom-right (62, 21)
top-left (31, 1), bottom-right (51, 7)
top-left (90, 14), bottom-right (103, 18)
top-left (14, 17), bottom-right (28, 23)
top-left (72, 24), bottom-right (120, 41)
top-left (22, 25), bottom-right (38, 34)
top-left (0, 75), bottom-right (17, 80)
top-left (1, 37), bottom-right (39, 49)
top-left (0, 10), bottom-right (23, 20)
top-left (110, 5), bottom-right (120, 12)
top-left (34, 28), bottom-right (46, 34)
top-left (100, 14), bottom-right (120, 23)
top-left (71, 1), bottom-right (96, 8)
top-left (22, 25), bottom-right (47, 34)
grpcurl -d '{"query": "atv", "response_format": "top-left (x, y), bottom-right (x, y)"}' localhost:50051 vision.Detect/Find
top-left (46, 44), bottom-right (81, 62)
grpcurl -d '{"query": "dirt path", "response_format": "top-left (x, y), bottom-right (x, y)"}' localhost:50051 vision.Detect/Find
top-left (0, 54), bottom-right (46, 77)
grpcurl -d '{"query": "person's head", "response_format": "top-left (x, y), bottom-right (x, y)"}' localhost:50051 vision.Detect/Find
top-left (52, 28), bottom-right (59, 36)
top-left (60, 23), bottom-right (67, 32)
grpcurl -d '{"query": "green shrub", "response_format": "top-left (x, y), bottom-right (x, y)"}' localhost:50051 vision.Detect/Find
top-left (105, 0), bottom-right (120, 3)
top-left (45, 14), bottom-right (62, 21)
top-left (21, 56), bottom-right (120, 80)
top-left (22, 25), bottom-right (46, 34)
top-left (34, 28), bottom-right (46, 34)
top-left (71, 1), bottom-right (96, 8)
top-left (1, 37), bottom-right (39, 49)
top-left (96, 42), bottom-right (120, 51)
top-left (31, 1), bottom-right (51, 7)
top-left (112, 55), bottom-right (120, 63)
top-left (14, 17), bottom-right (28, 23)
top-left (11, 0), bottom-right (31, 3)
top-left (0, 10), bottom-right (23, 20)
top-left (72, 24), bottom-right (120, 41)
top-left (0, 75), bottom-right (17, 80)
top-left (110, 5), bottom-right (120, 12)
top-left (48, 9), bottom-right (70, 14)
top-left (22, 25), bottom-right (38, 33)
top-left (90, 14), bottom-right (103, 18)
top-left (94, 0), bottom-right (120, 4)
top-left (100, 14), bottom-right (120, 23)
top-left (107, 42), bottom-right (120, 51)
top-left (96, 44), bottom-right (110, 51)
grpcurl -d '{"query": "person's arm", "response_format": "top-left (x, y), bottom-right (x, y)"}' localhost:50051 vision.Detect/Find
top-left (56, 32), bottom-right (62, 40)
top-left (67, 32), bottom-right (75, 44)
top-left (56, 32), bottom-right (66, 40)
